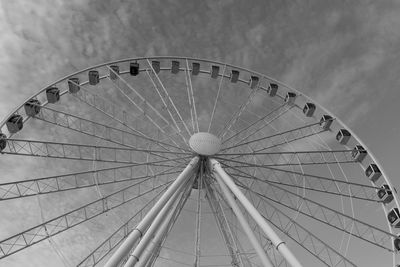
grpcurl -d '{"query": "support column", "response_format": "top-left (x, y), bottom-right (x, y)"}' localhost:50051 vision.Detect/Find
top-left (123, 174), bottom-right (191, 267)
top-left (213, 172), bottom-right (274, 267)
top-left (104, 157), bottom-right (199, 267)
top-left (205, 182), bottom-right (244, 267)
top-left (210, 158), bottom-right (303, 267)
top-left (137, 176), bottom-right (192, 267)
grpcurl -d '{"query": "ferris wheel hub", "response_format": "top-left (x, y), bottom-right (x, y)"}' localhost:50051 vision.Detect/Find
top-left (189, 132), bottom-right (221, 156)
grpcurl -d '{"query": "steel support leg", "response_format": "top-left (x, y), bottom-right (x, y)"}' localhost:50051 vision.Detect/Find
top-left (213, 171), bottom-right (274, 267)
top-left (210, 158), bottom-right (303, 267)
top-left (136, 177), bottom-right (192, 267)
top-left (104, 157), bottom-right (199, 267)
top-left (205, 182), bottom-right (244, 267)
top-left (123, 174), bottom-right (191, 267)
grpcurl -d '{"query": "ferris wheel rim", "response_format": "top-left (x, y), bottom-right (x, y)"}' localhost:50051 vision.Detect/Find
top-left (0, 55), bottom-right (398, 266)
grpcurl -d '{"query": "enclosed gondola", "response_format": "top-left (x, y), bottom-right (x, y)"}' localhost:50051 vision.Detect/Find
top-left (303, 103), bottom-right (316, 117)
top-left (68, 77), bottom-right (80, 93)
top-left (46, 87), bottom-right (60, 103)
top-left (336, 129), bottom-right (351, 145)
top-left (130, 62), bottom-right (139, 76)
top-left (211, 65), bottom-right (219, 79)
top-left (171, 60), bottom-right (180, 74)
top-left (6, 114), bottom-right (23, 134)
top-left (377, 184), bottom-right (393, 204)
top-left (268, 83), bottom-right (278, 97)
top-left (284, 92), bottom-right (296, 105)
top-left (109, 65), bottom-right (120, 80)
top-left (151, 60), bottom-right (160, 74)
top-left (230, 70), bottom-right (239, 83)
top-left (192, 62), bottom-right (200, 75)
top-left (88, 70), bottom-right (100, 85)
top-left (351, 145), bottom-right (367, 162)
top-left (24, 99), bottom-right (41, 117)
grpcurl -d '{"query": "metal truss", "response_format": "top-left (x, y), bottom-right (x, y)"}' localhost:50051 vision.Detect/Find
top-left (0, 164), bottom-right (183, 201)
top-left (230, 168), bottom-right (395, 252)
top-left (3, 138), bottom-right (190, 164)
top-left (145, 59), bottom-right (192, 139)
top-left (246, 183), bottom-right (358, 267)
top-left (221, 103), bottom-right (286, 145)
top-left (0, 177), bottom-right (174, 259)
top-left (72, 87), bottom-right (185, 150)
top-left (35, 105), bottom-right (185, 156)
top-left (205, 181), bottom-right (244, 267)
top-left (221, 119), bottom-right (333, 153)
top-left (217, 149), bottom-right (356, 167)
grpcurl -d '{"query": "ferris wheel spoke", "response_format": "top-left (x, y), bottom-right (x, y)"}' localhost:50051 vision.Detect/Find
top-left (221, 118), bottom-right (332, 153)
top-left (77, 186), bottom-right (166, 267)
top-left (211, 180), bottom-right (287, 267)
top-left (73, 87), bottom-right (188, 152)
top-left (78, 173), bottom-right (191, 267)
top-left (230, 171), bottom-right (394, 252)
top-left (220, 159), bottom-right (379, 201)
top-left (208, 65), bottom-right (227, 133)
top-left (0, 163), bottom-right (183, 201)
top-left (236, 180), bottom-right (358, 267)
top-left (0, 177), bottom-right (174, 260)
top-left (221, 103), bottom-right (286, 145)
top-left (134, 174), bottom-right (193, 267)
top-left (222, 105), bottom-right (293, 151)
top-left (215, 155), bottom-right (355, 168)
top-left (145, 59), bottom-right (192, 138)
top-left (3, 138), bottom-right (190, 164)
top-left (233, 171), bottom-right (379, 203)
top-left (184, 59), bottom-right (199, 133)
top-left (218, 85), bottom-right (262, 140)
top-left (205, 182), bottom-right (245, 267)
top-left (104, 72), bottom-right (188, 146)
top-left (106, 66), bottom-right (172, 127)
top-left (144, 70), bottom-right (189, 144)
top-left (35, 105), bottom-right (187, 161)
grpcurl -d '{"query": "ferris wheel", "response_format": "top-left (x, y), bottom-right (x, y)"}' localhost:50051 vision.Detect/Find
top-left (0, 56), bottom-right (399, 267)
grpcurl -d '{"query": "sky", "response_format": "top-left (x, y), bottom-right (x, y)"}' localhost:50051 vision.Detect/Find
top-left (0, 0), bottom-right (400, 266)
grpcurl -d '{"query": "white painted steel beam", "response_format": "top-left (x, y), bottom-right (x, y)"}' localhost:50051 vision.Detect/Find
top-left (104, 156), bottom-right (199, 267)
top-left (123, 174), bottom-right (190, 267)
top-left (213, 171), bottom-right (274, 267)
top-left (210, 158), bottom-right (303, 267)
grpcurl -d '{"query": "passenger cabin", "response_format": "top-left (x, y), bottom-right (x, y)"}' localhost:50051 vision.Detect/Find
top-left (0, 133), bottom-right (6, 152)
top-left (211, 65), bottom-right (219, 79)
top-left (336, 129), bottom-right (351, 145)
top-left (377, 184), bottom-right (393, 204)
top-left (320, 115), bottom-right (333, 130)
top-left (284, 92), bottom-right (296, 105)
top-left (109, 65), bottom-right (120, 80)
top-left (351, 145), bottom-right (367, 162)
top-left (171, 61), bottom-right (180, 74)
top-left (88, 70), bottom-right (99, 85)
top-left (152, 61), bottom-right (160, 74)
top-left (68, 78), bottom-right (80, 93)
top-left (388, 208), bottom-right (400, 228)
top-left (365, 163), bottom-right (381, 182)
top-left (303, 103), bottom-right (316, 117)
top-left (24, 99), bottom-right (41, 117)
top-left (6, 114), bottom-right (23, 134)
top-left (268, 83), bottom-right (278, 97)
top-left (230, 70), bottom-right (239, 83)
top-left (394, 235), bottom-right (400, 251)
top-left (192, 62), bottom-right (200, 75)
top-left (249, 76), bottom-right (259, 89)
top-left (46, 87), bottom-right (60, 103)
top-left (130, 62), bottom-right (139, 76)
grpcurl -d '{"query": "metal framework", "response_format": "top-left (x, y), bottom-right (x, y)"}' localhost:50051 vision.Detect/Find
top-left (0, 56), bottom-right (398, 267)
